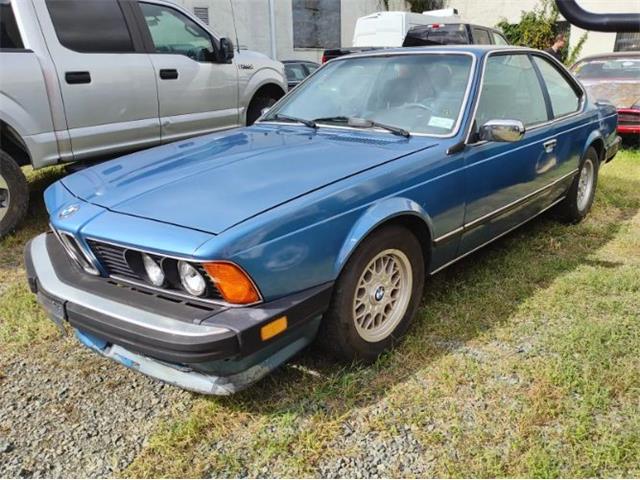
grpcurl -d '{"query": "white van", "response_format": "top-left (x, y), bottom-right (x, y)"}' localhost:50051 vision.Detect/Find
top-left (352, 9), bottom-right (460, 48)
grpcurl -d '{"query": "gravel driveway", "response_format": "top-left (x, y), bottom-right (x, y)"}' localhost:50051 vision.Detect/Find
top-left (0, 335), bottom-right (192, 478)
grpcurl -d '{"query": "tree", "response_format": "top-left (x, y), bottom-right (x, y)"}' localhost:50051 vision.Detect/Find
top-left (405, 0), bottom-right (445, 13)
top-left (381, 0), bottom-right (445, 13)
top-left (496, 0), bottom-right (587, 65)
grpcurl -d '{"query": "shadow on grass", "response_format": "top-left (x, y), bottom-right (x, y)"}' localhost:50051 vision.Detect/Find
top-left (207, 174), bottom-right (640, 421)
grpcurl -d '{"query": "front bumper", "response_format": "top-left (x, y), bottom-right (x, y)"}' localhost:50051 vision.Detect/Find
top-left (25, 233), bottom-right (332, 394)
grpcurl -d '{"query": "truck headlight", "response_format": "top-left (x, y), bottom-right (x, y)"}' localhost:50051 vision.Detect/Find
top-left (142, 253), bottom-right (165, 287)
top-left (178, 261), bottom-right (207, 297)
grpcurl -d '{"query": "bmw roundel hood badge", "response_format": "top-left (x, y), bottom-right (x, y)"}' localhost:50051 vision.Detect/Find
top-left (59, 204), bottom-right (80, 219)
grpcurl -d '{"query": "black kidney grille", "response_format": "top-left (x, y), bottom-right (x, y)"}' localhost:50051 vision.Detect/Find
top-left (87, 240), bottom-right (139, 280)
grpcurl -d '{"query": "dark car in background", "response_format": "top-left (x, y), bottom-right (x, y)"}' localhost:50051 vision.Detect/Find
top-left (571, 52), bottom-right (640, 140)
top-left (282, 60), bottom-right (319, 89)
top-left (322, 22), bottom-right (508, 63)
top-left (403, 22), bottom-right (509, 47)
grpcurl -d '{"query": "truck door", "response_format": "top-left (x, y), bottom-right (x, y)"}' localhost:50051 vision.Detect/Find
top-left (35, 0), bottom-right (160, 160)
top-left (134, 2), bottom-right (240, 143)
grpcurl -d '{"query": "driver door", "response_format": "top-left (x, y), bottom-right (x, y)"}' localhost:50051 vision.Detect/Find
top-left (135, 1), bottom-right (240, 143)
top-left (460, 53), bottom-right (557, 254)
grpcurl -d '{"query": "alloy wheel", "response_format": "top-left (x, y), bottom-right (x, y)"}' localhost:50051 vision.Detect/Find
top-left (577, 158), bottom-right (595, 212)
top-left (352, 248), bottom-right (413, 343)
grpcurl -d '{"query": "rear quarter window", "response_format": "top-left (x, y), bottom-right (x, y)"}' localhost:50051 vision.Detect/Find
top-left (533, 56), bottom-right (581, 117)
top-left (45, 0), bottom-right (134, 53)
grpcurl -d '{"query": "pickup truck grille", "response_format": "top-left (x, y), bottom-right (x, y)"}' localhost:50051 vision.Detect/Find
top-left (86, 240), bottom-right (223, 301)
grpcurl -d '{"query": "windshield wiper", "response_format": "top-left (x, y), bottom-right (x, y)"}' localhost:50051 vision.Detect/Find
top-left (271, 114), bottom-right (317, 129)
top-left (312, 116), bottom-right (410, 137)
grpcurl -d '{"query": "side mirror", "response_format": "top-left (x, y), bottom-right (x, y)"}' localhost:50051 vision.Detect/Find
top-left (260, 107), bottom-right (270, 117)
top-left (218, 37), bottom-right (235, 63)
top-left (479, 119), bottom-right (525, 142)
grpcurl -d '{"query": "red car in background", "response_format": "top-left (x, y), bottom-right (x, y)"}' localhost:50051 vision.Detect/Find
top-left (571, 52), bottom-right (640, 140)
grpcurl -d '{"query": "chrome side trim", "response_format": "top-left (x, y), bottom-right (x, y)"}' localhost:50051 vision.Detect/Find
top-left (464, 168), bottom-right (578, 230)
top-left (29, 234), bottom-right (230, 337)
top-left (431, 195), bottom-right (566, 275)
top-left (432, 168), bottom-right (578, 244)
top-left (433, 226), bottom-right (464, 244)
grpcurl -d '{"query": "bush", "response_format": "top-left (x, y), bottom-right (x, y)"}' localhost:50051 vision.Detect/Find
top-left (496, 0), bottom-right (587, 65)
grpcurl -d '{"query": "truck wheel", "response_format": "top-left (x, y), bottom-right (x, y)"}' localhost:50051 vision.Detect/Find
top-left (0, 150), bottom-right (29, 237)
top-left (556, 147), bottom-right (599, 224)
top-left (246, 95), bottom-right (278, 126)
top-left (319, 225), bottom-right (425, 362)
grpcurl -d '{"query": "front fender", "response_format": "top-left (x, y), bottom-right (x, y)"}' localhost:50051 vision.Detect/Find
top-left (239, 67), bottom-right (287, 108)
top-left (334, 197), bottom-right (433, 276)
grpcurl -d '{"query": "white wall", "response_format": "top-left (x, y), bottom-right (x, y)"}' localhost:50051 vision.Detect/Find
top-left (174, 0), bottom-right (407, 62)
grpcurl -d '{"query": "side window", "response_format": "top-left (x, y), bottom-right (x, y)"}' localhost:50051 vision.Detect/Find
top-left (285, 63), bottom-right (307, 82)
top-left (474, 54), bottom-right (548, 132)
top-left (533, 56), bottom-right (581, 118)
top-left (140, 3), bottom-right (214, 62)
top-left (472, 28), bottom-right (492, 45)
top-left (305, 63), bottom-right (319, 74)
top-left (492, 32), bottom-right (509, 45)
top-left (0, 0), bottom-right (24, 49)
top-left (45, 0), bottom-right (134, 53)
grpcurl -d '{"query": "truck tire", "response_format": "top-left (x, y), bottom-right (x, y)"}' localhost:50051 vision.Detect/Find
top-left (246, 95), bottom-right (279, 126)
top-left (0, 150), bottom-right (29, 237)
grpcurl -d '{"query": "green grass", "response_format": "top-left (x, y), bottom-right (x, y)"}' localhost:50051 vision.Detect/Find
top-left (1, 151), bottom-right (639, 477)
top-left (0, 166), bottom-right (66, 352)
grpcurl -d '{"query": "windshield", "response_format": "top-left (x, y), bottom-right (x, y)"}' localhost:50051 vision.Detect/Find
top-left (572, 57), bottom-right (640, 80)
top-left (263, 53), bottom-right (474, 136)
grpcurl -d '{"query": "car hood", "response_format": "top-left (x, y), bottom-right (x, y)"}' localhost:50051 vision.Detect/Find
top-left (580, 78), bottom-right (640, 109)
top-left (62, 124), bottom-right (435, 234)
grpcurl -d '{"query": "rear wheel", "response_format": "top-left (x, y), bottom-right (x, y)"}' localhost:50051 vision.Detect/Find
top-left (319, 225), bottom-right (425, 362)
top-left (0, 150), bottom-right (29, 238)
top-left (556, 146), bottom-right (599, 224)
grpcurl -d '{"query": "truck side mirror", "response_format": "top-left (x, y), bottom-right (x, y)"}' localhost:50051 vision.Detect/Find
top-left (218, 37), bottom-right (235, 63)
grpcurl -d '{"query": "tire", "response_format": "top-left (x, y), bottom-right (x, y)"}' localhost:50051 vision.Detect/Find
top-left (0, 150), bottom-right (29, 238)
top-left (319, 225), bottom-right (425, 363)
top-left (556, 146), bottom-right (599, 224)
top-left (246, 95), bottom-right (278, 126)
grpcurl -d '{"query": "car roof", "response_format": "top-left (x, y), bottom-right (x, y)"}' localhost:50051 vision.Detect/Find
top-left (573, 51), bottom-right (640, 64)
top-left (342, 45), bottom-right (534, 59)
top-left (407, 22), bottom-right (503, 34)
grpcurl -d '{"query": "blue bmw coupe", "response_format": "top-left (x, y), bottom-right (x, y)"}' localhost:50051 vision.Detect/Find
top-left (26, 46), bottom-right (621, 394)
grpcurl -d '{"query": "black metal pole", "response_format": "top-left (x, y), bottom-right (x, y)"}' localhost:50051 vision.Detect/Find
top-left (555, 0), bottom-right (640, 32)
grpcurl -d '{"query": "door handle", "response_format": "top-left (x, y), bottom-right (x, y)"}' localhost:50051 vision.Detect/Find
top-left (543, 139), bottom-right (557, 153)
top-left (65, 71), bottom-right (91, 84)
top-left (159, 69), bottom-right (179, 80)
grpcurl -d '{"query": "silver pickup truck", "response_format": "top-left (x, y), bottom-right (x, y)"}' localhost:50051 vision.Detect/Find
top-left (0, 0), bottom-right (287, 237)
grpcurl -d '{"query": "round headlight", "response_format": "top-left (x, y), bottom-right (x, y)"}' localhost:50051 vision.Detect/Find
top-left (178, 261), bottom-right (206, 297)
top-left (142, 253), bottom-right (165, 287)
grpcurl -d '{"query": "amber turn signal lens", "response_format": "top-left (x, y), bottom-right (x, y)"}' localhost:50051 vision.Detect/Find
top-left (260, 316), bottom-right (288, 341)
top-left (203, 262), bottom-right (261, 305)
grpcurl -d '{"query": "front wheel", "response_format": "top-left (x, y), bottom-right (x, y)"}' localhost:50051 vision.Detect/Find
top-left (246, 95), bottom-right (279, 126)
top-left (556, 146), bottom-right (599, 224)
top-left (0, 150), bottom-right (29, 238)
top-left (319, 225), bottom-right (425, 362)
